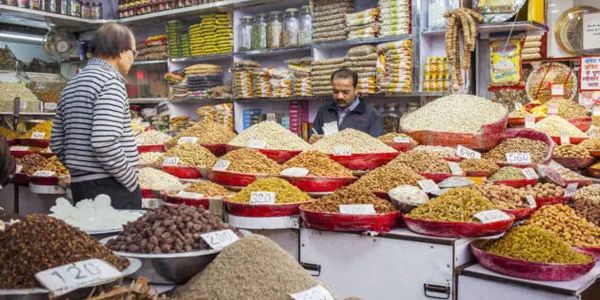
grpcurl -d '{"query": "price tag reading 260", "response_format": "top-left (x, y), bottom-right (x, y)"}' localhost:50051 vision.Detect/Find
top-left (35, 259), bottom-right (122, 296)
top-left (456, 145), bottom-right (481, 159)
top-left (201, 229), bottom-right (239, 249)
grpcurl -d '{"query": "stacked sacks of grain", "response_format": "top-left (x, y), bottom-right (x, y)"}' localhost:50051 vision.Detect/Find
top-left (345, 45), bottom-right (378, 95)
top-left (377, 39), bottom-right (413, 93)
top-left (286, 57), bottom-right (313, 97)
top-left (378, 0), bottom-right (411, 37)
top-left (312, 58), bottom-right (345, 96)
top-left (345, 7), bottom-right (380, 40)
top-left (233, 60), bottom-right (260, 99)
top-left (312, 0), bottom-right (354, 43)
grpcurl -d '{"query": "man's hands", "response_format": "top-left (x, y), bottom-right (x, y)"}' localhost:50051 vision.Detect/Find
top-left (308, 134), bottom-right (323, 144)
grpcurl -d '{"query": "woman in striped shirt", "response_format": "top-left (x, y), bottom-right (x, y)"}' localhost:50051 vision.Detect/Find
top-left (50, 23), bottom-right (141, 209)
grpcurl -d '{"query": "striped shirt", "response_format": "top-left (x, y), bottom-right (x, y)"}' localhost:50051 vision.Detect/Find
top-left (50, 58), bottom-right (139, 192)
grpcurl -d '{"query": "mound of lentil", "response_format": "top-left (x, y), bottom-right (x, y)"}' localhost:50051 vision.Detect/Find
top-left (167, 119), bottom-right (237, 148)
top-left (230, 178), bottom-right (311, 204)
top-left (473, 184), bottom-right (529, 210)
top-left (349, 164), bottom-right (424, 192)
top-left (479, 225), bottom-right (593, 264)
top-left (388, 150), bottom-right (449, 173)
top-left (311, 128), bottom-right (396, 154)
top-left (164, 143), bottom-right (217, 168)
top-left (459, 158), bottom-right (499, 174)
top-left (228, 121), bottom-right (310, 151)
top-left (407, 188), bottom-right (496, 222)
top-left (300, 187), bottom-right (396, 213)
top-left (526, 204), bottom-right (600, 247)
top-left (220, 148), bottom-right (282, 175)
top-left (139, 152), bottom-right (164, 165)
top-left (282, 150), bottom-right (353, 177)
top-left (139, 167), bottom-right (184, 191)
top-left (484, 138), bottom-right (549, 163)
top-left (135, 130), bottom-right (172, 145)
top-left (0, 214), bottom-right (129, 288)
top-left (489, 167), bottom-right (526, 181)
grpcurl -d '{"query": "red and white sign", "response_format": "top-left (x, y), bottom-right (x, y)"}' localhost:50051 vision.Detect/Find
top-left (580, 56), bottom-right (600, 91)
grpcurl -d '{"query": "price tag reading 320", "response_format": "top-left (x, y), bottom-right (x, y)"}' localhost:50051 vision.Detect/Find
top-left (473, 210), bottom-right (511, 224)
top-left (456, 145), bottom-right (481, 159)
top-left (35, 259), bottom-right (122, 296)
top-left (506, 152), bottom-right (532, 164)
top-left (290, 285), bottom-right (335, 300)
top-left (201, 229), bottom-right (239, 250)
top-left (250, 191), bottom-right (277, 204)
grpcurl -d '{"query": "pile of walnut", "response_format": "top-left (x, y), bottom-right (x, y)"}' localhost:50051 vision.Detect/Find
top-left (86, 277), bottom-right (164, 300)
top-left (444, 8), bottom-right (483, 91)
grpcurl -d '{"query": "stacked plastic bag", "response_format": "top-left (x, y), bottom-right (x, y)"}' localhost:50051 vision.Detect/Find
top-left (196, 103), bottom-right (234, 130)
top-left (184, 64), bottom-right (223, 95)
top-left (346, 8), bottom-right (380, 40)
top-left (312, 0), bottom-right (354, 42)
top-left (233, 60), bottom-right (261, 99)
top-left (378, 0), bottom-right (411, 37)
top-left (522, 33), bottom-right (543, 61)
top-left (254, 68), bottom-right (274, 98)
top-left (286, 57), bottom-right (313, 97)
top-left (345, 45), bottom-right (378, 95)
top-left (189, 13), bottom-right (233, 56)
top-left (377, 39), bottom-right (413, 93)
top-left (312, 58), bottom-right (345, 96)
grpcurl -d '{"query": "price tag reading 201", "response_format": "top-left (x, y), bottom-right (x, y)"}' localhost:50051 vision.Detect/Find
top-left (201, 229), bottom-right (240, 249)
top-left (456, 145), bottom-right (481, 159)
top-left (506, 152), bottom-right (532, 164)
top-left (250, 191), bottom-right (277, 204)
top-left (35, 259), bottom-right (122, 296)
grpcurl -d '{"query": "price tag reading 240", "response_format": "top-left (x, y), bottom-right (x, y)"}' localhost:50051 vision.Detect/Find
top-left (201, 229), bottom-right (239, 250)
top-left (35, 259), bottom-right (122, 296)
top-left (456, 145), bottom-right (481, 159)
top-left (250, 191), bottom-right (277, 204)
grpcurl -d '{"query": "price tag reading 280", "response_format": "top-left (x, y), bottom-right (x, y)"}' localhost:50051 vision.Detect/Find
top-left (456, 145), bottom-right (481, 159)
top-left (35, 259), bottom-right (122, 296)
top-left (201, 229), bottom-right (239, 249)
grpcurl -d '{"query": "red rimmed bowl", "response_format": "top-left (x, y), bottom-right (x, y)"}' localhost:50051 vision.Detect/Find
top-left (551, 136), bottom-right (589, 145)
top-left (6, 138), bottom-right (17, 146)
top-left (404, 116), bottom-right (508, 151)
top-left (443, 157), bottom-right (462, 162)
top-left (141, 188), bottom-right (161, 199)
top-left (300, 209), bottom-right (402, 232)
top-left (13, 173), bottom-right (29, 185)
top-left (563, 178), bottom-right (593, 187)
top-left (569, 117), bottom-right (592, 132)
top-left (574, 246), bottom-right (600, 259)
top-left (373, 191), bottom-right (390, 200)
top-left (328, 152), bottom-right (400, 171)
top-left (162, 165), bottom-right (203, 179)
top-left (492, 178), bottom-right (538, 188)
top-left (536, 196), bottom-right (570, 207)
top-left (402, 215), bottom-right (515, 238)
top-left (589, 150), bottom-right (600, 158)
top-left (224, 199), bottom-right (312, 217)
top-left (137, 144), bottom-right (166, 153)
top-left (552, 156), bottom-right (596, 170)
top-left (161, 192), bottom-right (212, 209)
top-left (471, 241), bottom-right (595, 281)
top-left (18, 138), bottom-right (50, 148)
top-left (29, 174), bottom-right (60, 186)
top-left (507, 116), bottom-right (544, 128)
top-left (420, 172), bottom-right (453, 183)
top-left (207, 170), bottom-right (270, 190)
top-left (384, 141), bottom-right (416, 152)
top-left (29, 174), bottom-right (68, 194)
top-left (495, 128), bottom-right (554, 167)
top-left (502, 207), bottom-right (535, 221)
top-left (10, 149), bottom-right (35, 158)
top-left (280, 175), bottom-right (357, 193)
top-left (225, 144), bottom-right (302, 163)
top-left (465, 170), bottom-right (496, 177)
top-left (202, 143), bottom-right (227, 156)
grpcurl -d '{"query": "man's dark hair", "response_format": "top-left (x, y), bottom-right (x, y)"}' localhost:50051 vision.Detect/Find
top-left (90, 23), bottom-right (134, 58)
top-left (331, 67), bottom-right (358, 88)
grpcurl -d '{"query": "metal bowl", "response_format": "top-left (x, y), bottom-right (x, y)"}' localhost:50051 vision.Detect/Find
top-left (0, 257), bottom-right (141, 300)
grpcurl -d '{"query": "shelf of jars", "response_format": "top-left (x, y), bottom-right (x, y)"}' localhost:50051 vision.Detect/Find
top-left (0, 4), bottom-right (107, 30)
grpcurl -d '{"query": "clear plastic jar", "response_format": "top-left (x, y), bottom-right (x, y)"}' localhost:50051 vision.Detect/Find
top-left (238, 16), bottom-right (253, 51)
top-left (29, 0), bottom-right (41, 9)
top-left (251, 13), bottom-right (267, 50)
top-left (283, 8), bottom-right (299, 47)
top-left (382, 103), bottom-right (401, 133)
top-left (267, 11), bottom-right (283, 49)
top-left (298, 5), bottom-right (312, 45)
top-left (94, 2), bottom-right (102, 19)
top-left (60, 0), bottom-right (68, 14)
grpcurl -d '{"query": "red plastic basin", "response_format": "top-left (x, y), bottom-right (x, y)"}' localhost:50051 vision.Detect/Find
top-left (465, 170), bottom-right (495, 177)
top-left (551, 136), bottom-right (589, 145)
top-left (492, 178), bottom-right (538, 188)
top-left (280, 175), bottom-right (357, 193)
top-left (552, 156), bottom-right (596, 170)
top-left (420, 172), bottom-right (453, 183)
top-left (162, 193), bottom-right (210, 209)
top-left (137, 144), bottom-right (166, 153)
top-left (300, 209), bottom-right (401, 232)
top-left (328, 152), bottom-right (399, 171)
top-left (403, 215), bottom-right (515, 238)
top-left (225, 144), bottom-right (301, 163)
top-left (162, 166), bottom-right (203, 179)
top-left (13, 173), bottom-right (29, 185)
top-left (574, 246), bottom-right (600, 259)
top-left (385, 142), bottom-right (416, 152)
top-left (502, 207), bottom-right (535, 221)
top-left (224, 199), bottom-right (311, 217)
top-left (207, 170), bottom-right (268, 189)
top-left (19, 138), bottom-right (49, 148)
top-left (536, 196), bottom-right (570, 207)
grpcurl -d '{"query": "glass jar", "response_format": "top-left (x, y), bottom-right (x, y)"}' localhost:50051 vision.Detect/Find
top-left (17, 0), bottom-right (27, 8)
top-left (238, 16), bottom-right (253, 51)
top-left (382, 103), bottom-right (401, 133)
top-left (298, 5), bottom-right (312, 45)
top-left (94, 2), bottom-right (102, 19)
top-left (81, 1), bottom-right (90, 18)
top-left (267, 11), bottom-right (283, 49)
top-left (69, 0), bottom-right (80, 16)
top-left (251, 13), bottom-right (267, 50)
top-left (29, 0), bottom-right (41, 9)
top-left (60, 0), bottom-right (68, 14)
top-left (283, 8), bottom-right (299, 47)
top-left (46, 0), bottom-right (57, 12)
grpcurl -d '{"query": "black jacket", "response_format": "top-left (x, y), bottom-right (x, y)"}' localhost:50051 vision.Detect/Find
top-left (311, 98), bottom-right (385, 137)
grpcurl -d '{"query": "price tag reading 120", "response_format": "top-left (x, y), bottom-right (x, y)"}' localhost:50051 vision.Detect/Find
top-left (456, 145), bottom-right (481, 159)
top-left (35, 259), bottom-right (122, 296)
top-left (250, 191), bottom-right (277, 204)
top-left (201, 229), bottom-right (239, 250)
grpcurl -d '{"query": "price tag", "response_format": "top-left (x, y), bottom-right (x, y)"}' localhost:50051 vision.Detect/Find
top-left (551, 84), bottom-right (565, 96)
top-left (35, 259), bottom-right (122, 296)
top-left (589, 127), bottom-right (599, 138)
top-left (31, 132), bottom-right (46, 139)
top-left (212, 159), bottom-right (230, 171)
top-left (593, 106), bottom-right (600, 116)
top-left (564, 183), bottom-right (578, 197)
top-left (250, 191), bottom-right (277, 204)
top-left (447, 162), bottom-right (463, 176)
top-left (322, 121), bottom-right (339, 136)
top-left (526, 195), bottom-right (537, 208)
top-left (163, 157), bottom-right (179, 166)
top-left (34, 171), bottom-right (56, 177)
top-left (547, 103), bottom-right (559, 116)
top-left (177, 191), bottom-right (204, 199)
top-left (473, 209), bottom-right (511, 224)
top-left (290, 285), bottom-right (335, 300)
top-left (417, 179), bottom-right (440, 194)
top-left (16, 165), bottom-right (23, 174)
top-left (332, 145), bottom-right (352, 156)
top-left (280, 167), bottom-right (310, 177)
top-left (44, 102), bottom-right (57, 110)
top-left (177, 136), bottom-right (198, 145)
top-left (521, 168), bottom-right (539, 180)
top-left (338, 204), bottom-right (376, 215)
top-left (560, 131), bottom-right (570, 145)
top-left (201, 229), bottom-right (239, 249)
top-left (506, 152), bottom-right (532, 164)
top-left (10, 146), bottom-right (29, 151)
top-left (392, 136), bottom-right (411, 143)
top-left (525, 115), bottom-right (536, 129)
top-left (141, 198), bottom-right (161, 209)
top-left (247, 138), bottom-right (267, 148)
top-left (514, 102), bottom-right (523, 111)
top-left (456, 145), bottom-right (481, 159)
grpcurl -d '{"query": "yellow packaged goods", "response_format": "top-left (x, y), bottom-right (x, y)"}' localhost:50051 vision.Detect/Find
top-left (220, 148), bottom-right (282, 175)
top-left (167, 119), bottom-right (236, 148)
top-left (490, 39), bottom-right (521, 86)
top-left (525, 204), bottom-right (600, 248)
top-left (311, 128), bottom-right (396, 154)
top-left (282, 151), bottom-right (353, 177)
top-left (300, 187), bottom-right (397, 213)
top-left (228, 121), bottom-right (310, 151)
top-left (484, 137), bottom-right (549, 163)
top-left (163, 143), bottom-right (217, 168)
top-left (535, 116), bottom-right (587, 138)
top-left (348, 164), bottom-right (424, 192)
top-left (407, 188), bottom-right (496, 222)
top-left (229, 178), bottom-right (311, 204)
top-left (0, 127), bottom-right (18, 139)
top-left (22, 121), bottom-right (52, 139)
top-left (477, 225), bottom-right (593, 264)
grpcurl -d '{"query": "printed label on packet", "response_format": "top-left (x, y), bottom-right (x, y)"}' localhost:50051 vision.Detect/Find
top-left (35, 259), bottom-right (122, 296)
top-left (339, 204), bottom-right (376, 215)
top-left (456, 145), bottom-right (481, 159)
top-left (473, 210), bottom-right (511, 224)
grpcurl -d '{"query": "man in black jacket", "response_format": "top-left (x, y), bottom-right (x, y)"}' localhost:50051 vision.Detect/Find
top-left (311, 68), bottom-right (384, 139)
